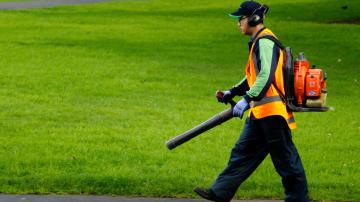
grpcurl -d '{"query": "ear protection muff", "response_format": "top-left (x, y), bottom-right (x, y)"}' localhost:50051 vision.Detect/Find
top-left (248, 4), bottom-right (269, 27)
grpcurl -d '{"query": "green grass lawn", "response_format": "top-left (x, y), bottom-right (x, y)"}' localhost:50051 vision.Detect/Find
top-left (0, 0), bottom-right (359, 201)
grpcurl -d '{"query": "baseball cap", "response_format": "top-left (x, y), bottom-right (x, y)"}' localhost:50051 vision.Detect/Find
top-left (229, 1), bottom-right (262, 19)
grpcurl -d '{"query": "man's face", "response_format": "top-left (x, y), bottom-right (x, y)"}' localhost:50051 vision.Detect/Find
top-left (237, 16), bottom-right (251, 35)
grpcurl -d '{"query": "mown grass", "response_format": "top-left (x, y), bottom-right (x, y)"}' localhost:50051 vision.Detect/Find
top-left (0, 0), bottom-right (359, 201)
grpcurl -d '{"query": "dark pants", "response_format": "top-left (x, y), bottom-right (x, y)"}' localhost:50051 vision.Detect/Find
top-left (210, 115), bottom-right (308, 202)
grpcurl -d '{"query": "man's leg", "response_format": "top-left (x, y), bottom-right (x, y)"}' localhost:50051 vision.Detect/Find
top-left (259, 116), bottom-right (309, 202)
top-left (210, 118), bottom-right (269, 201)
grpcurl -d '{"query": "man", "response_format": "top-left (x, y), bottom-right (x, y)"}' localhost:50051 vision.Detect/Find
top-left (193, 1), bottom-right (309, 202)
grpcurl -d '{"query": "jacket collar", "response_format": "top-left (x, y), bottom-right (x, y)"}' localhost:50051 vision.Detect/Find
top-left (248, 27), bottom-right (267, 51)
top-left (249, 27), bottom-right (267, 43)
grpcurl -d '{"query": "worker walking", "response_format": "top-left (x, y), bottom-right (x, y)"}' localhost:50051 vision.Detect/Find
top-left (194, 1), bottom-right (309, 202)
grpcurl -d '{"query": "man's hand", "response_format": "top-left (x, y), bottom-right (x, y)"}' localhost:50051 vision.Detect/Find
top-left (219, 90), bottom-right (234, 104)
top-left (233, 98), bottom-right (250, 119)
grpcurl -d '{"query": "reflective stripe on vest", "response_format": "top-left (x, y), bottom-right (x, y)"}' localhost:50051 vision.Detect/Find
top-left (287, 116), bottom-right (295, 124)
top-left (249, 95), bottom-right (282, 108)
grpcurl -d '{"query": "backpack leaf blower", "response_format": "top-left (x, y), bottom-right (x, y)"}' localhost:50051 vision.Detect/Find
top-left (166, 45), bottom-right (329, 150)
top-left (261, 35), bottom-right (329, 112)
top-left (283, 48), bottom-right (329, 112)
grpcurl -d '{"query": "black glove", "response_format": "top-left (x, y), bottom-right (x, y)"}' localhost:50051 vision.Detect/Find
top-left (221, 90), bottom-right (234, 104)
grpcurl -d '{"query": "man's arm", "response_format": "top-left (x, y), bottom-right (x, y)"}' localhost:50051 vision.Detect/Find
top-left (243, 38), bottom-right (280, 102)
top-left (229, 76), bottom-right (249, 96)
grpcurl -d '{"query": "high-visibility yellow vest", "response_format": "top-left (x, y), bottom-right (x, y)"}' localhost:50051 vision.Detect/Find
top-left (245, 28), bottom-right (296, 129)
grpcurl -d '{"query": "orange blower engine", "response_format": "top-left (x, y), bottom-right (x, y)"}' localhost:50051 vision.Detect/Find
top-left (283, 50), bottom-right (329, 112)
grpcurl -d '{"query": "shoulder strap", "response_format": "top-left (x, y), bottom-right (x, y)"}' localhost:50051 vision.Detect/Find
top-left (255, 35), bottom-right (287, 103)
top-left (256, 35), bottom-right (285, 50)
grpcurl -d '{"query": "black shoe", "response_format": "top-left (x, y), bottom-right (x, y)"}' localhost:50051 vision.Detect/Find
top-left (193, 187), bottom-right (227, 202)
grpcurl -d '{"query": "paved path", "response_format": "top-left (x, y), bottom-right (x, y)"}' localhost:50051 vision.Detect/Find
top-left (0, 0), bottom-right (120, 10)
top-left (0, 195), bottom-right (281, 202)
